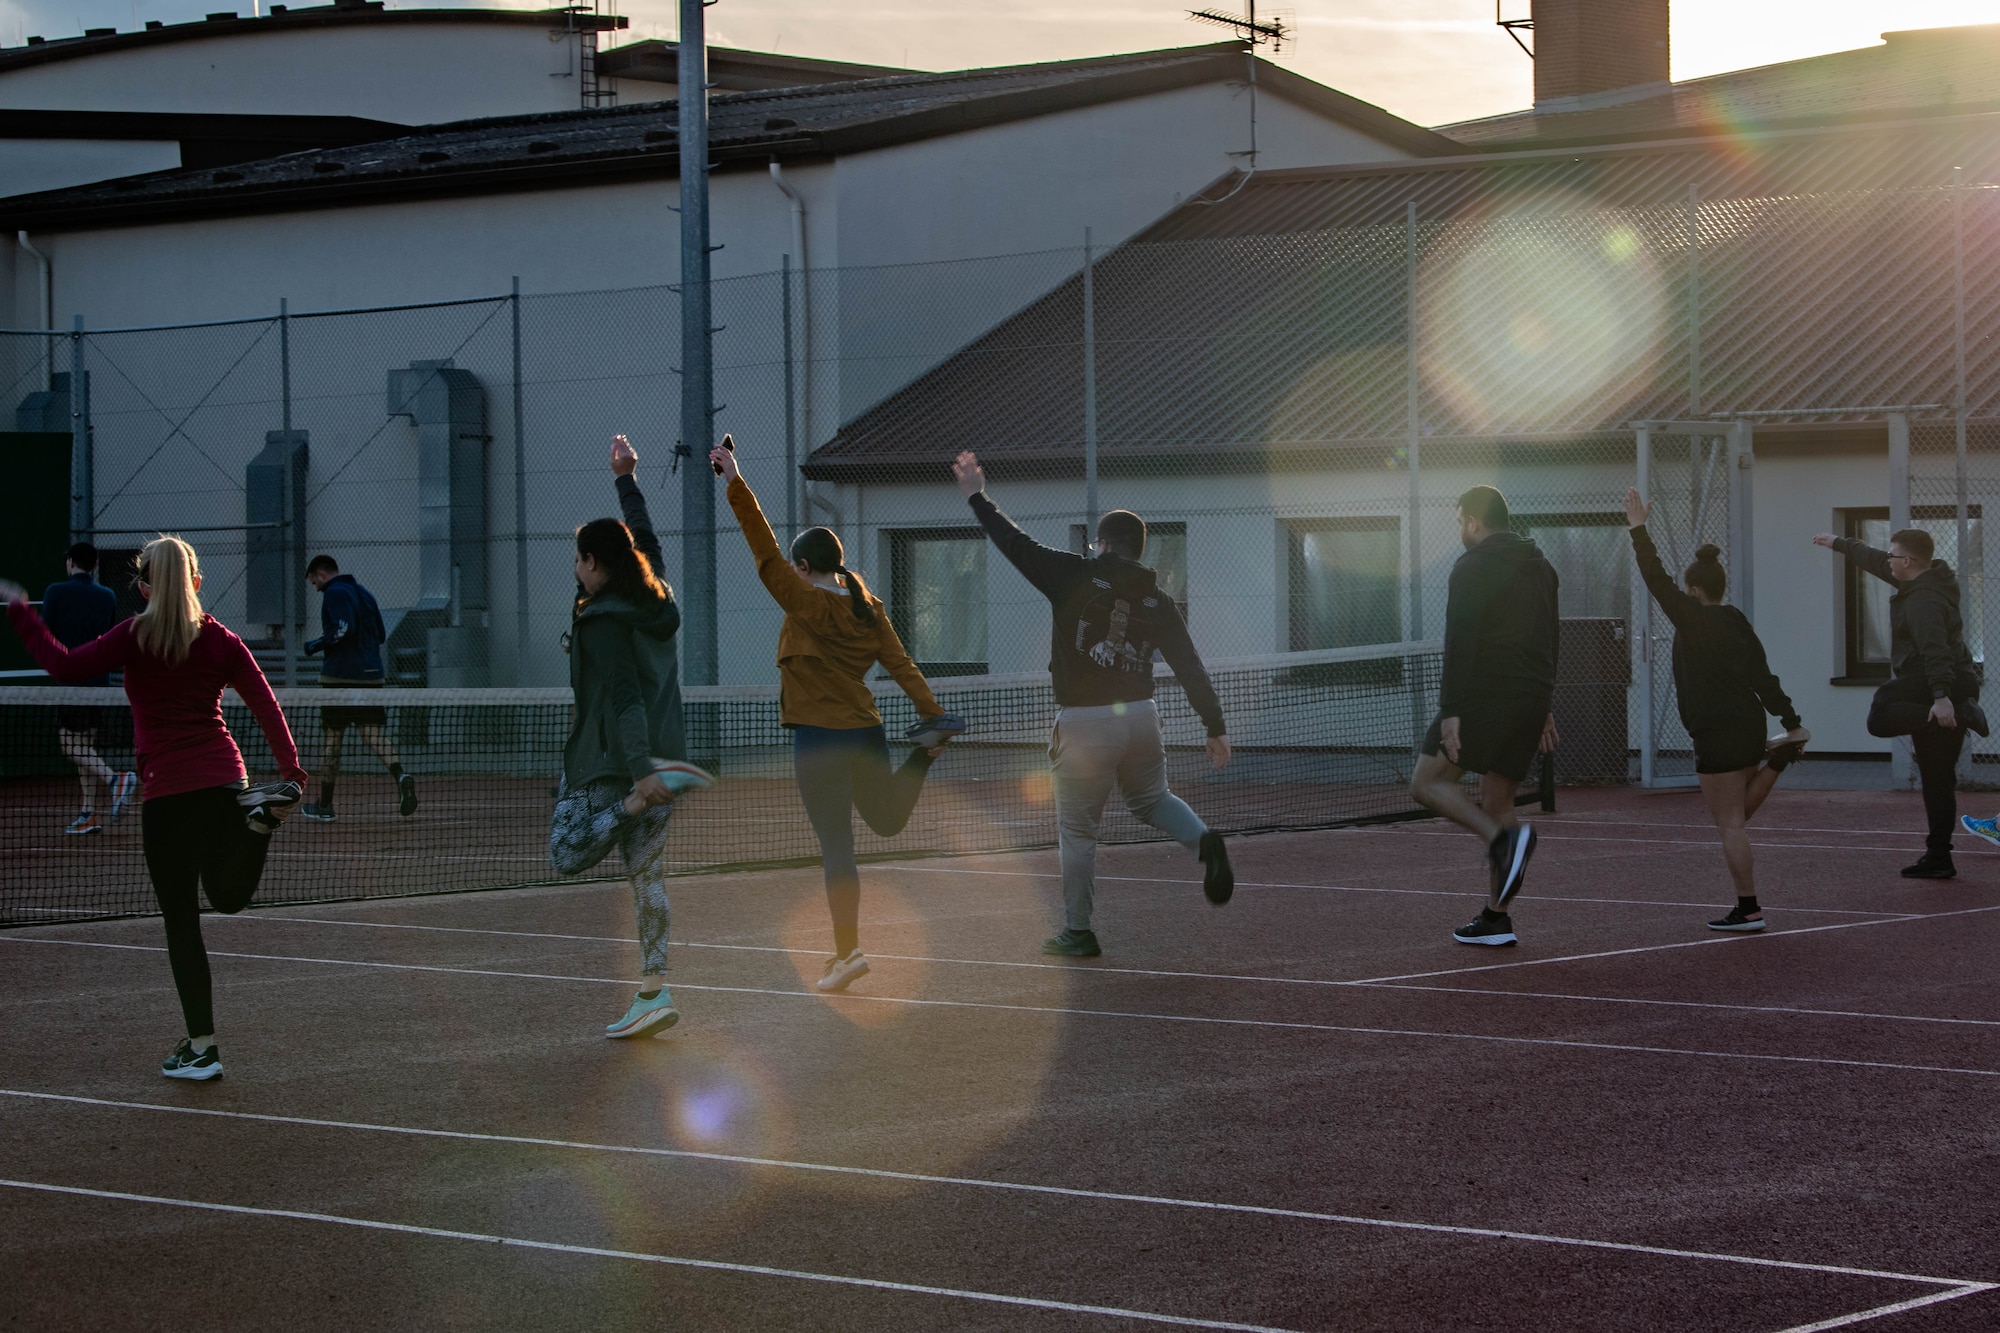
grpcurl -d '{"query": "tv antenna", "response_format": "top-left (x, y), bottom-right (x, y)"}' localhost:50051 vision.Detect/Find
top-left (1495, 2), bottom-right (1533, 58)
top-left (1188, 2), bottom-right (1289, 54)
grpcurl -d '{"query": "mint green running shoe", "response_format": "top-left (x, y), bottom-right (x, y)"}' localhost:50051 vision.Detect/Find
top-left (1961, 815), bottom-right (2000, 849)
top-left (605, 990), bottom-right (679, 1039)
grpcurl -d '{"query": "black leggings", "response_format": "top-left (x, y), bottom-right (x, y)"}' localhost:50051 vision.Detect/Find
top-left (1868, 676), bottom-right (1977, 857)
top-left (142, 787), bottom-right (274, 1037)
top-left (792, 725), bottom-right (936, 957)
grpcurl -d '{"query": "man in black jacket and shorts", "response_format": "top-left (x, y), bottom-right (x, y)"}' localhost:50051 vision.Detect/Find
top-left (1410, 486), bottom-right (1561, 946)
top-left (1815, 526), bottom-right (1988, 878)
top-left (954, 450), bottom-right (1234, 958)
top-left (299, 555), bottom-right (414, 820)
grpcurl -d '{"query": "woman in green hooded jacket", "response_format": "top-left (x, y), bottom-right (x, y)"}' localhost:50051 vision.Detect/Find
top-left (549, 435), bottom-right (712, 1039)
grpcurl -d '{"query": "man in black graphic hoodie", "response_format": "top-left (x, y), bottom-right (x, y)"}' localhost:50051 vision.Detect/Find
top-left (954, 450), bottom-right (1234, 958)
top-left (1410, 485), bottom-right (1561, 947)
top-left (1817, 526), bottom-right (1989, 878)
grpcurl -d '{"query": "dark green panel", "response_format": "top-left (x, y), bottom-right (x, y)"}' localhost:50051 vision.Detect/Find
top-left (0, 432), bottom-right (72, 678)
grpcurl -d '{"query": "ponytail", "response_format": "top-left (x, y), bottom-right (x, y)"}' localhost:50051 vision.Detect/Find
top-left (1684, 542), bottom-right (1727, 601)
top-left (791, 527), bottom-right (875, 627)
top-left (133, 535), bottom-right (205, 667)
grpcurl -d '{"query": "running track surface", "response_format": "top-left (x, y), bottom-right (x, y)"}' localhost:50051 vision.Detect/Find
top-left (5, 785), bottom-right (2000, 1332)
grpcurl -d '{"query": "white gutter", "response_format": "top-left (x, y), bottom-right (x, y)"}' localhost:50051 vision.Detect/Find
top-left (15, 230), bottom-right (53, 380)
top-left (768, 160), bottom-right (822, 524)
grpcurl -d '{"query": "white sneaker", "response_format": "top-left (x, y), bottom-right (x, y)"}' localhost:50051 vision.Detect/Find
top-left (815, 950), bottom-right (870, 992)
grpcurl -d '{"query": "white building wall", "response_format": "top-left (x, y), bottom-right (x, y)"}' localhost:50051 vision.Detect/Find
top-left (0, 24), bottom-right (599, 122)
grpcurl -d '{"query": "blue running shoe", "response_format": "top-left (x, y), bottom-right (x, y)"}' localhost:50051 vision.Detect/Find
top-left (905, 713), bottom-right (968, 749)
top-left (108, 771), bottom-right (138, 822)
top-left (605, 990), bottom-right (680, 1039)
top-left (1961, 815), bottom-right (2000, 849)
top-left (637, 759), bottom-right (716, 800)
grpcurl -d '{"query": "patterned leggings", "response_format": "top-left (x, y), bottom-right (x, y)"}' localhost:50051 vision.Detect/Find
top-left (549, 777), bottom-right (674, 975)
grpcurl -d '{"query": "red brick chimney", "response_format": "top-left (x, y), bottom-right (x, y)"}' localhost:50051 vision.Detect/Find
top-left (1532, 0), bottom-right (1671, 106)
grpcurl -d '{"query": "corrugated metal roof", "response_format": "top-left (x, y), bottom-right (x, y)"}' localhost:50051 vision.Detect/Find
top-left (1440, 23), bottom-right (2000, 151)
top-left (809, 116), bottom-right (2000, 482)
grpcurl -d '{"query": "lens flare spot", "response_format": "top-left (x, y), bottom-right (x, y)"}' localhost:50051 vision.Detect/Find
top-left (1602, 226), bottom-right (1641, 263)
top-left (1018, 769), bottom-right (1054, 805)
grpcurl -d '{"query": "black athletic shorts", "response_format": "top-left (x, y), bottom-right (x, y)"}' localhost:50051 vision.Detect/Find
top-left (322, 704), bottom-right (388, 730)
top-left (55, 704), bottom-right (120, 736)
top-left (1421, 697), bottom-right (1548, 783)
top-left (1690, 725), bottom-right (1768, 775)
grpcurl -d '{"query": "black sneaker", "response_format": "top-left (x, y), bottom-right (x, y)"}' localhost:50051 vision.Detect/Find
top-left (1961, 700), bottom-right (1990, 738)
top-left (1901, 856), bottom-right (1957, 880)
top-left (1041, 928), bottom-right (1101, 957)
top-left (298, 803), bottom-right (336, 822)
top-left (1490, 824), bottom-right (1537, 908)
top-left (904, 713), bottom-right (969, 749)
top-left (1199, 831), bottom-right (1234, 905)
top-left (162, 1039), bottom-right (222, 1081)
top-left (237, 780), bottom-right (303, 835)
top-left (1708, 906), bottom-right (1767, 932)
top-left (397, 773), bottom-right (419, 817)
top-left (1452, 911), bottom-right (1516, 947)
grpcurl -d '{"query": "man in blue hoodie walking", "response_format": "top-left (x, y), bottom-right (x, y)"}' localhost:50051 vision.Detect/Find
top-left (301, 555), bottom-right (415, 820)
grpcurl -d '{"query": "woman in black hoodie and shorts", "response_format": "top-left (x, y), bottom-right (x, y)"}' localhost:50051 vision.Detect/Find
top-left (1625, 489), bottom-right (1809, 932)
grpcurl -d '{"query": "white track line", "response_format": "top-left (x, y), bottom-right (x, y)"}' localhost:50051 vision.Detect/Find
top-left (2, 1089), bottom-right (1990, 1299)
top-left (9, 937), bottom-right (2000, 1081)
top-left (1344, 903), bottom-right (2000, 985)
top-left (230, 917), bottom-right (2000, 1029)
top-left (871, 864), bottom-right (1915, 916)
top-left (1771, 1286), bottom-right (1999, 1333)
top-left (1363, 983), bottom-right (2000, 1030)
top-left (0, 1178), bottom-right (1301, 1333)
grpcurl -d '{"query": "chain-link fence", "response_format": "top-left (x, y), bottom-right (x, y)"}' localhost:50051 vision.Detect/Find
top-left (4, 176), bottom-right (1998, 835)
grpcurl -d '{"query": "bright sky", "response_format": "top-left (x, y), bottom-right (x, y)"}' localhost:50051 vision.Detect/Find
top-left (5, 0), bottom-right (1998, 126)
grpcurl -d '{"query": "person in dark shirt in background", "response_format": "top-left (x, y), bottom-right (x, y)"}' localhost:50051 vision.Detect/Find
top-left (1815, 526), bottom-right (1988, 879)
top-left (299, 555), bottom-right (415, 821)
top-left (955, 449), bottom-right (1234, 959)
top-left (41, 542), bottom-right (136, 834)
top-left (1410, 486), bottom-right (1561, 947)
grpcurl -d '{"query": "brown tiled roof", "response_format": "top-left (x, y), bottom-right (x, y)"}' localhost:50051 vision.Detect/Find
top-left (1441, 23), bottom-right (2000, 151)
top-left (807, 116), bottom-right (2000, 483)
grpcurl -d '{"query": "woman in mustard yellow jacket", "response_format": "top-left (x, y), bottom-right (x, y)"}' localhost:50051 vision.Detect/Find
top-left (713, 440), bottom-right (966, 992)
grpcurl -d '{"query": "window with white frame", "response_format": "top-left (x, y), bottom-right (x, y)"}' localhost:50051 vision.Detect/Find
top-left (888, 528), bottom-right (987, 675)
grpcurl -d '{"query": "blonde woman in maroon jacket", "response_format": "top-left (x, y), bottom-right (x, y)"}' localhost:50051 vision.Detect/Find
top-left (2, 536), bottom-right (307, 1081)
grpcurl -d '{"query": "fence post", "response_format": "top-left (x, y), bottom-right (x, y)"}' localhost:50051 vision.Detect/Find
top-left (1728, 419), bottom-right (1754, 623)
top-left (512, 277), bottom-right (529, 687)
top-left (68, 315), bottom-right (87, 543)
top-left (1082, 226), bottom-right (1098, 532)
top-left (1887, 411), bottom-right (1916, 790)
top-left (280, 298), bottom-right (295, 688)
top-left (1954, 168), bottom-right (1970, 609)
top-left (1687, 184), bottom-right (1702, 415)
top-left (1636, 426), bottom-right (1655, 787)
top-left (781, 254), bottom-right (796, 540)
top-left (1404, 201), bottom-right (1421, 642)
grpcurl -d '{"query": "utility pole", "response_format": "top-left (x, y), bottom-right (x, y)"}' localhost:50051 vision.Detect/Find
top-left (678, 0), bottom-right (717, 685)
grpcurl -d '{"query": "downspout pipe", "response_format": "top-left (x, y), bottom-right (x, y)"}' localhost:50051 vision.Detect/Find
top-left (769, 160), bottom-right (815, 529)
top-left (16, 230), bottom-right (52, 381)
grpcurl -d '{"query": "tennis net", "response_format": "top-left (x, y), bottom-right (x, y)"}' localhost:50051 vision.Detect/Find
top-left (1, 639), bottom-right (1548, 925)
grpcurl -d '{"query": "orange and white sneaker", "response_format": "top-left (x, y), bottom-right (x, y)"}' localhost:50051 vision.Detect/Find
top-left (64, 810), bottom-right (100, 836)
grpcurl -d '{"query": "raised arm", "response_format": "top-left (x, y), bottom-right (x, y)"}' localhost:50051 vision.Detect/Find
top-left (1628, 525), bottom-right (1701, 630)
top-left (719, 456), bottom-right (825, 618)
top-left (872, 612), bottom-right (944, 720)
top-left (2, 595), bottom-right (135, 681)
top-left (609, 435), bottom-right (666, 572)
top-left (954, 451), bottom-right (1082, 598)
top-left (1820, 533), bottom-right (1897, 587)
top-left (223, 631), bottom-right (308, 783)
